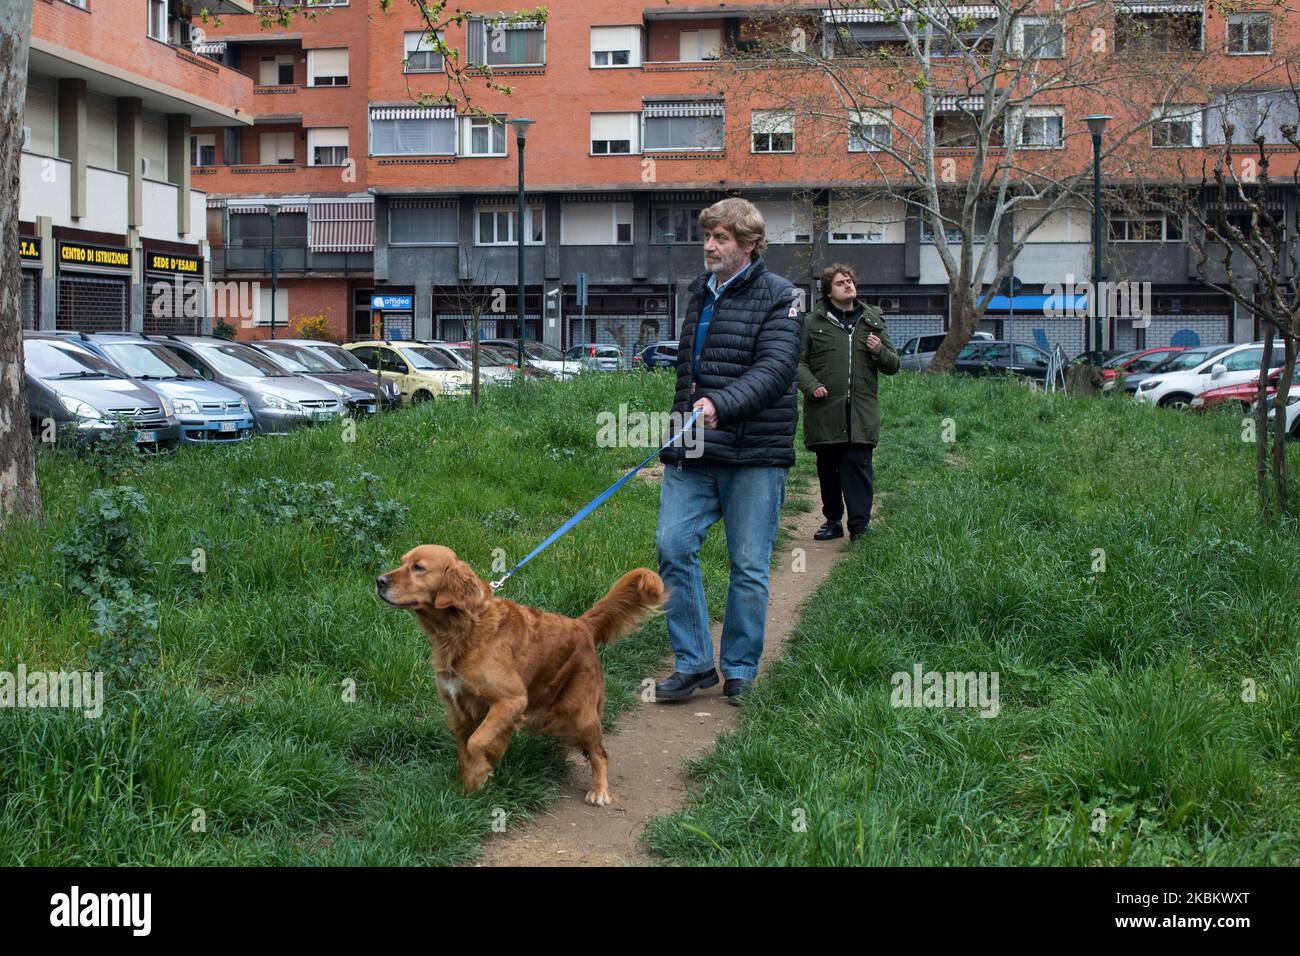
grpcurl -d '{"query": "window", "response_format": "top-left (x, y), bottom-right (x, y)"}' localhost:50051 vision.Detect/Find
top-left (461, 115), bottom-right (506, 157)
top-left (1151, 104), bottom-right (1203, 147)
top-left (259, 131), bottom-right (296, 165)
top-left (754, 200), bottom-right (813, 244)
top-left (369, 107), bottom-right (457, 156)
top-left (308, 128), bottom-right (348, 166)
top-left (190, 133), bottom-right (216, 167)
top-left (147, 0), bottom-right (168, 42)
top-left (1109, 211), bottom-right (1183, 241)
top-left (590, 113), bottom-right (639, 155)
top-left (653, 205), bottom-right (705, 243)
top-left (1012, 17), bottom-right (1064, 58)
top-left (389, 201), bottom-right (458, 245)
top-left (259, 54), bottom-right (295, 86)
top-left (223, 128), bottom-right (243, 165)
top-left (934, 113), bottom-right (1001, 148)
top-left (827, 21), bottom-right (909, 57)
top-left (591, 26), bottom-right (641, 68)
top-left (307, 48), bottom-right (349, 86)
top-left (404, 31), bottom-right (445, 72)
top-left (1114, 11), bottom-right (1202, 55)
top-left (849, 109), bottom-right (891, 151)
top-left (468, 17), bottom-right (546, 67)
top-left (1226, 13), bottom-right (1271, 54)
top-left (1206, 90), bottom-right (1300, 145)
top-left (829, 196), bottom-right (901, 243)
top-left (643, 101), bottom-right (724, 151)
top-left (678, 28), bottom-right (721, 62)
top-left (751, 110), bottom-right (794, 153)
top-left (476, 206), bottom-right (544, 245)
top-left (928, 15), bottom-right (999, 58)
top-left (561, 202), bottom-right (634, 245)
top-left (1016, 108), bottom-right (1063, 149)
top-left (1221, 347), bottom-right (1264, 372)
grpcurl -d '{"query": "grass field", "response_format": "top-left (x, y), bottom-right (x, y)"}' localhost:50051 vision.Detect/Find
top-left (0, 371), bottom-right (755, 865)
top-left (646, 375), bottom-right (1300, 865)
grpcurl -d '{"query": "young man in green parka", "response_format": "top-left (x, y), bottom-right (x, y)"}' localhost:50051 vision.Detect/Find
top-left (796, 264), bottom-right (900, 542)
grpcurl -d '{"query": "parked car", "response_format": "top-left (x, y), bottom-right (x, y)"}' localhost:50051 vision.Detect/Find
top-left (1265, 384), bottom-right (1300, 440)
top-left (480, 338), bottom-right (578, 379)
top-left (74, 332), bottom-right (255, 443)
top-left (563, 343), bottom-right (624, 372)
top-left (414, 342), bottom-right (514, 384)
top-left (1190, 369), bottom-right (1281, 412)
top-left (342, 340), bottom-right (473, 402)
top-left (1116, 346), bottom-right (1229, 394)
top-left (148, 335), bottom-right (346, 435)
top-left (638, 340), bottom-right (680, 369)
top-left (1135, 342), bottom-right (1280, 409)
top-left (951, 340), bottom-right (1052, 380)
top-left (1071, 349), bottom-right (1126, 368)
top-left (252, 339), bottom-right (401, 415)
top-left (1100, 346), bottom-right (1185, 384)
top-left (439, 342), bottom-right (556, 380)
top-left (899, 331), bottom-right (994, 371)
top-left (22, 332), bottom-right (181, 449)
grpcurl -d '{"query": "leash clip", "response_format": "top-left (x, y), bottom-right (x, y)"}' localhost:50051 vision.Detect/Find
top-left (489, 577), bottom-right (506, 592)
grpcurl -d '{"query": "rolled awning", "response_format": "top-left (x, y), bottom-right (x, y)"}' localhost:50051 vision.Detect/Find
top-left (1116, 2), bottom-right (1201, 12)
top-left (643, 102), bottom-right (725, 118)
top-left (985, 294), bottom-right (1088, 313)
top-left (369, 106), bottom-right (456, 121)
top-left (309, 199), bottom-right (375, 253)
top-left (935, 94), bottom-right (985, 112)
top-left (228, 202), bottom-right (309, 214)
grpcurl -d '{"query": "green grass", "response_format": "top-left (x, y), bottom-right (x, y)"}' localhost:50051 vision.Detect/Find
top-left (0, 371), bottom-right (802, 866)
top-left (645, 375), bottom-right (1300, 866)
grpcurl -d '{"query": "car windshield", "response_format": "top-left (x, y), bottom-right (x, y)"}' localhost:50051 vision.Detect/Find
top-left (523, 342), bottom-right (563, 361)
top-left (311, 344), bottom-right (368, 371)
top-left (957, 344), bottom-right (983, 361)
top-left (263, 344), bottom-right (338, 373)
top-left (476, 347), bottom-right (517, 365)
top-left (400, 346), bottom-right (459, 371)
top-left (1164, 349), bottom-right (1219, 372)
top-left (26, 340), bottom-right (125, 379)
top-left (196, 343), bottom-right (290, 378)
top-left (1129, 352), bottom-right (1175, 372)
top-left (100, 342), bottom-right (199, 380)
top-left (1104, 350), bottom-right (1142, 368)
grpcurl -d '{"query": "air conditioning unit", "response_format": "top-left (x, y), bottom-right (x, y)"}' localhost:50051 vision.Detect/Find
top-left (21, 126), bottom-right (31, 149)
top-left (644, 297), bottom-right (667, 313)
top-left (880, 297), bottom-right (901, 312)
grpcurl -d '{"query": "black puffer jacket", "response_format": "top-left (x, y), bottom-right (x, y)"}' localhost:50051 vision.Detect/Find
top-left (660, 257), bottom-right (802, 469)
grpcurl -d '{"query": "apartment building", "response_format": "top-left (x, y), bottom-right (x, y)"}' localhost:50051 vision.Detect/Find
top-left (192, 1), bottom-right (1298, 353)
top-left (19, 0), bottom-right (256, 334)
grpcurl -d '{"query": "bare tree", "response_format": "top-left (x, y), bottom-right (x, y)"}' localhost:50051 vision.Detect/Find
top-left (0, 0), bottom-right (39, 525)
top-left (715, 0), bottom-right (1236, 370)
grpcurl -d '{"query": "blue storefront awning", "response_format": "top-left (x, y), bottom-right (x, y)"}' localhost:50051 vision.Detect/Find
top-left (985, 294), bottom-right (1088, 314)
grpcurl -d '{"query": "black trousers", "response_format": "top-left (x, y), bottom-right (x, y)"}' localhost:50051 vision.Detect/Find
top-left (814, 443), bottom-right (874, 534)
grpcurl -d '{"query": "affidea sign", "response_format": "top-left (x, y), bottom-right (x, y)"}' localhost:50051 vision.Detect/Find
top-left (371, 294), bottom-right (414, 310)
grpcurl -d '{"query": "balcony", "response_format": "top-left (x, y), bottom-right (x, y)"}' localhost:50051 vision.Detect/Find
top-left (192, 163), bottom-right (357, 196)
top-left (641, 7), bottom-right (810, 70)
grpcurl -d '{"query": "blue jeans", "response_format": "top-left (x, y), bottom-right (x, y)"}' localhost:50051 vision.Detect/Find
top-left (655, 463), bottom-right (786, 681)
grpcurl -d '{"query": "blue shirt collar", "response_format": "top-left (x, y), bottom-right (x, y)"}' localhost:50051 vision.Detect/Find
top-left (706, 260), bottom-right (753, 298)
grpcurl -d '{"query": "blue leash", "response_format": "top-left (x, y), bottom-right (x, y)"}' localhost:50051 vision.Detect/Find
top-left (490, 408), bottom-right (703, 591)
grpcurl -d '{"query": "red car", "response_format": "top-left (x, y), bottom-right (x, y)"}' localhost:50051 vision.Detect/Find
top-left (1101, 346), bottom-right (1185, 381)
top-left (1190, 370), bottom-right (1281, 411)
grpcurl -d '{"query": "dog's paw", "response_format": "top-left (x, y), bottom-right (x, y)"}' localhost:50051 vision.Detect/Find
top-left (461, 763), bottom-right (493, 795)
top-left (584, 787), bottom-right (613, 807)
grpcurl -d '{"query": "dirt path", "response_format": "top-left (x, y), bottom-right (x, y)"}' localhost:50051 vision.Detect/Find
top-left (474, 504), bottom-right (844, 867)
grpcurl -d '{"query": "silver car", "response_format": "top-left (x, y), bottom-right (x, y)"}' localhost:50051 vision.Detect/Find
top-left (900, 331), bottom-right (993, 371)
top-left (148, 335), bottom-right (346, 435)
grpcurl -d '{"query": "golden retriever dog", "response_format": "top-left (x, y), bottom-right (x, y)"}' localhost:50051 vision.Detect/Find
top-left (377, 545), bottom-right (665, 806)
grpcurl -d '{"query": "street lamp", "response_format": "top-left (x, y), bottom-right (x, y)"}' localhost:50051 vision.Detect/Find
top-left (662, 231), bottom-right (676, 337)
top-left (507, 117), bottom-right (536, 374)
top-left (264, 201), bottom-right (281, 340)
top-left (1084, 115), bottom-right (1110, 355)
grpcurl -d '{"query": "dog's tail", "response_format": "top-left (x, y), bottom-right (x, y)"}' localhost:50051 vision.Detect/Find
top-left (581, 568), bottom-right (666, 646)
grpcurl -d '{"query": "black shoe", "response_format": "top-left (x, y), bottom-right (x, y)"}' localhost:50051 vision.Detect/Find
top-left (653, 669), bottom-right (719, 702)
top-left (813, 521), bottom-right (843, 541)
top-left (723, 678), bottom-right (752, 705)
top-left (849, 528), bottom-right (867, 542)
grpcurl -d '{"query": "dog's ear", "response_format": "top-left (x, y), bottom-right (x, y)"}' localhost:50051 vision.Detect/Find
top-left (434, 560), bottom-right (486, 611)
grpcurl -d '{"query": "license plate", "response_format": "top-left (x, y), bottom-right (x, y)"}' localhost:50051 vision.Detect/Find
top-left (312, 411), bottom-right (332, 422)
top-left (219, 421), bottom-right (236, 433)
top-left (362, 404), bottom-right (377, 414)
top-left (134, 430), bottom-right (157, 444)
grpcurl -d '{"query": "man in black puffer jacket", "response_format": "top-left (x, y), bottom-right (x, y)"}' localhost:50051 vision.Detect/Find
top-left (654, 198), bottom-right (802, 706)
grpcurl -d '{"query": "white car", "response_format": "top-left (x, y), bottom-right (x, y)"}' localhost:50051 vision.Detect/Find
top-left (1266, 384), bottom-right (1300, 440)
top-left (1134, 342), bottom-right (1277, 409)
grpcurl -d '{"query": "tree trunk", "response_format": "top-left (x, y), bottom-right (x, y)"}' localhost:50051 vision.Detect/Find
top-left (1257, 323), bottom-right (1276, 518)
top-left (1272, 334), bottom-right (1296, 519)
top-left (0, 0), bottom-right (41, 524)
top-left (927, 282), bottom-right (979, 374)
